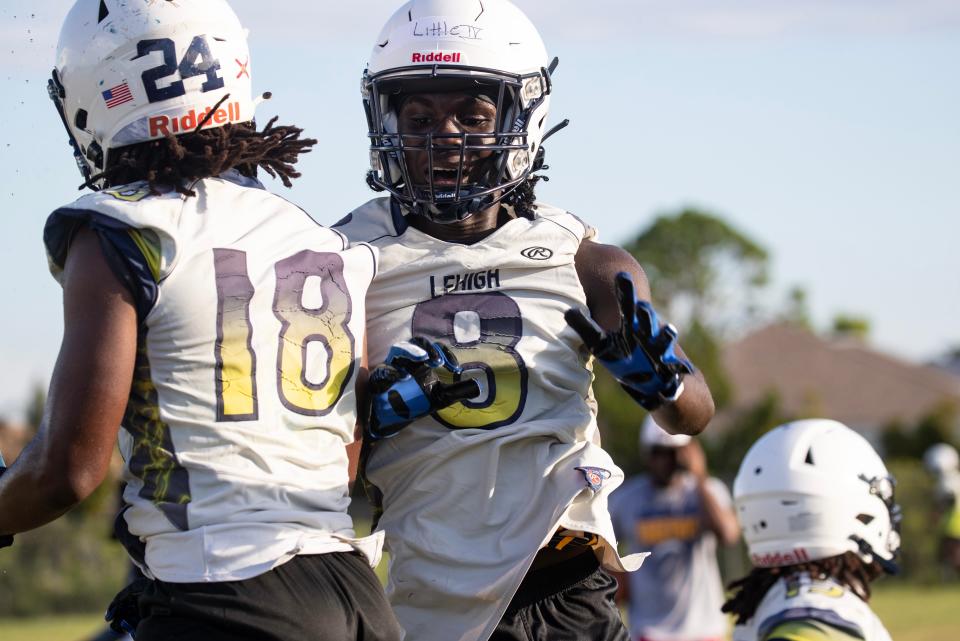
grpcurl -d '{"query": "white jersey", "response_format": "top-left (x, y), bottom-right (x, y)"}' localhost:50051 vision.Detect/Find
top-left (44, 172), bottom-right (380, 583)
top-left (733, 573), bottom-right (892, 641)
top-left (337, 198), bottom-right (646, 641)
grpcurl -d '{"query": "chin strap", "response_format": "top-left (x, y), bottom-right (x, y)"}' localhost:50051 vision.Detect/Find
top-left (849, 535), bottom-right (900, 575)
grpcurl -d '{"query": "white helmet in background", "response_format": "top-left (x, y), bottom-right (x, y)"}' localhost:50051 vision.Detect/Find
top-left (50, 0), bottom-right (258, 189)
top-left (924, 443), bottom-right (960, 476)
top-left (734, 419), bottom-right (901, 575)
top-left (640, 415), bottom-right (692, 449)
top-left (363, 0), bottom-right (559, 223)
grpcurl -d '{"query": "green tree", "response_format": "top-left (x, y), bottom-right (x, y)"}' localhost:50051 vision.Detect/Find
top-left (832, 314), bottom-right (871, 340)
top-left (624, 208), bottom-right (769, 328)
top-left (622, 208), bottom-right (770, 412)
top-left (881, 401), bottom-right (959, 460)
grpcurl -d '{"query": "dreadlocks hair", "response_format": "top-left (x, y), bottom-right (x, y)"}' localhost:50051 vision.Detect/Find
top-left (83, 116), bottom-right (317, 196)
top-left (504, 174), bottom-right (543, 219)
top-left (722, 552), bottom-right (884, 625)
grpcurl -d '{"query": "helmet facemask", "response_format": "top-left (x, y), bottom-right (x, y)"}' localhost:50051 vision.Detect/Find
top-left (850, 473), bottom-right (902, 575)
top-left (364, 63), bottom-right (552, 224)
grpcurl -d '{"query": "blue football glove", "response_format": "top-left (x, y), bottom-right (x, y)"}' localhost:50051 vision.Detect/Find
top-left (565, 272), bottom-right (694, 410)
top-left (365, 337), bottom-right (481, 441)
top-left (0, 451), bottom-right (13, 549)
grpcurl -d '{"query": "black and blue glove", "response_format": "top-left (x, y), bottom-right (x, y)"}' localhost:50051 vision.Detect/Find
top-left (366, 337), bottom-right (481, 441)
top-left (0, 451), bottom-right (13, 549)
top-left (105, 575), bottom-right (151, 638)
top-left (565, 272), bottom-right (694, 410)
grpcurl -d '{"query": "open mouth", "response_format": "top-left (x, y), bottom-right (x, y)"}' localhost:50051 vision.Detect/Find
top-left (430, 167), bottom-right (463, 187)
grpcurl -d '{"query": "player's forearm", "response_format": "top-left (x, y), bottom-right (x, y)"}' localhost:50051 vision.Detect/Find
top-left (651, 370), bottom-right (714, 436)
top-left (0, 438), bottom-right (88, 535)
top-left (696, 478), bottom-right (740, 545)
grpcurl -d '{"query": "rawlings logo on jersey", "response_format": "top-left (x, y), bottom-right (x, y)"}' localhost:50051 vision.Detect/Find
top-left (521, 247), bottom-right (553, 260)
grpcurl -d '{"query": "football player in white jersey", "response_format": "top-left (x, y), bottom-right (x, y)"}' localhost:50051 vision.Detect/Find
top-left (0, 2), bottom-right (401, 640)
top-left (334, 2), bottom-right (715, 640)
top-left (723, 420), bottom-right (901, 641)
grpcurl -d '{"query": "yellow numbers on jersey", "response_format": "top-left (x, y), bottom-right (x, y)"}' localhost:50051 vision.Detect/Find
top-left (213, 249), bottom-right (356, 421)
top-left (274, 251), bottom-right (356, 415)
top-left (214, 249), bottom-right (258, 419)
top-left (412, 293), bottom-right (528, 430)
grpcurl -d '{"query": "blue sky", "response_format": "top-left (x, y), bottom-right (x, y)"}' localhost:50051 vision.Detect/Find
top-left (0, 1), bottom-right (958, 417)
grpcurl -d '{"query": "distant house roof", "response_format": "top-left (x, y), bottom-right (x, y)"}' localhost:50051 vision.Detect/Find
top-left (717, 323), bottom-right (960, 434)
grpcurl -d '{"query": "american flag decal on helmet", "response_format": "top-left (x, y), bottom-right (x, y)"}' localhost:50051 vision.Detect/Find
top-left (102, 82), bottom-right (134, 109)
top-left (576, 466), bottom-right (612, 492)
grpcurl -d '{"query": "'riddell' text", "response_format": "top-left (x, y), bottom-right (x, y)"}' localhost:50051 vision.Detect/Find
top-left (149, 101), bottom-right (242, 138)
top-left (751, 548), bottom-right (811, 567)
top-left (411, 52), bottom-right (462, 63)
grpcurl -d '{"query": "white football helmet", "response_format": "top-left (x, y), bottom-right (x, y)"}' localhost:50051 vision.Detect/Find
top-left (924, 443), bottom-right (959, 476)
top-left (734, 419), bottom-right (901, 574)
top-left (362, 0), bottom-right (559, 223)
top-left (640, 415), bottom-right (692, 449)
top-left (50, 0), bottom-right (257, 189)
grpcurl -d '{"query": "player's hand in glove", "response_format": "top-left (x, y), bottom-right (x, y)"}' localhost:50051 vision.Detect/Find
top-left (366, 337), bottom-right (480, 441)
top-left (0, 452), bottom-right (13, 549)
top-left (105, 575), bottom-right (152, 637)
top-left (565, 272), bottom-right (694, 410)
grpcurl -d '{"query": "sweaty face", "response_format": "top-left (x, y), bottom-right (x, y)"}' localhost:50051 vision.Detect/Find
top-left (396, 92), bottom-right (498, 192)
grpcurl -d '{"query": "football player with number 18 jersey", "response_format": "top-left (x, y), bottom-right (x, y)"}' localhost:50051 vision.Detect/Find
top-left (336, 2), bottom-right (715, 640)
top-left (0, 2), bottom-right (400, 640)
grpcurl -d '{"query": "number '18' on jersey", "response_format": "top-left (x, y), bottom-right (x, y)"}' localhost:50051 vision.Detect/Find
top-left (44, 172), bottom-right (377, 583)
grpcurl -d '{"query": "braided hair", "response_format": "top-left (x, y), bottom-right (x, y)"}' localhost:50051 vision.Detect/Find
top-left (504, 174), bottom-right (543, 219)
top-left (84, 114), bottom-right (317, 197)
top-left (722, 552), bottom-right (884, 625)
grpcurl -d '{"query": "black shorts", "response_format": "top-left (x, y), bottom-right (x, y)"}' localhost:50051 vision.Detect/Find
top-left (492, 551), bottom-right (630, 641)
top-left (136, 552), bottom-right (402, 641)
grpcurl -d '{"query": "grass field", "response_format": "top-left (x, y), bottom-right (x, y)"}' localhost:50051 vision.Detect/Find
top-left (1, 584), bottom-right (957, 641)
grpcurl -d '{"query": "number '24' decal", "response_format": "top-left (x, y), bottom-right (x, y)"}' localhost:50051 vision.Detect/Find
top-left (136, 36), bottom-right (224, 104)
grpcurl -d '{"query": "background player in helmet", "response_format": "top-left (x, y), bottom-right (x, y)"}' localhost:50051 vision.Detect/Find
top-left (608, 417), bottom-right (739, 641)
top-left (0, 1), bottom-right (401, 640)
top-left (335, 1), bottom-right (715, 639)
top-left (923, 443), bottom-right (960, 578)
top-left (724, 420), bottom-right (901, 641)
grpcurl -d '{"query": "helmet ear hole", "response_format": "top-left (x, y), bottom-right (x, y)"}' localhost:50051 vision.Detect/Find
top-left (856, 513), bottom-right (875, 525)
top-left (75, 109), bottom-right (88, 130)
top-left (98, 0), bottom-right (109, 22)
top-left (804, 448), bottom-right (815, 465)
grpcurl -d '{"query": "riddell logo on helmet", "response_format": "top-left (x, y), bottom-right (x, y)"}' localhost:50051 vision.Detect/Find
top-left (752, 548), bottom-right (811, 567)
top-left (148, 101), bottom-right (243, 138)
top-left (411, 51), bottom-right (462, 63)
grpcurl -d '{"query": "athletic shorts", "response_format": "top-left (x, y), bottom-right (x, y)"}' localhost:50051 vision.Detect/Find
top-left (136, 552), bottom-right (402, 641)
top-left (491, 551), bottom-right (630, 641)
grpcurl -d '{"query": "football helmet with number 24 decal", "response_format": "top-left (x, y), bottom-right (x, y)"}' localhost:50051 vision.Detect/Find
top-left (49, 0), bottom-right (258, 188)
